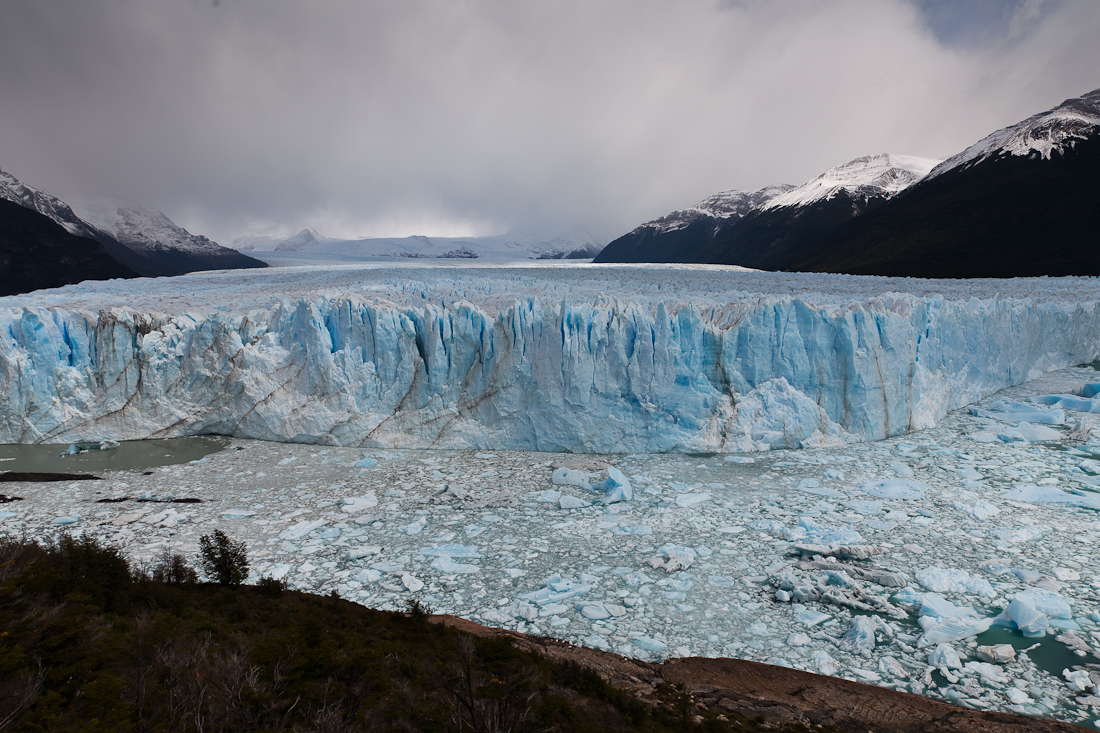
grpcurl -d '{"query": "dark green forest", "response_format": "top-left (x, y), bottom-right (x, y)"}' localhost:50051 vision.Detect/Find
top-left (0, 534), bottom-right (799, 733)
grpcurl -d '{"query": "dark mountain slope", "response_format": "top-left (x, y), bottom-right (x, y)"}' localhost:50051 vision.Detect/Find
top-left (594, 186), bottom-right (792, 264)
top-left (596, 215), bottom-right (729, 263)
top-left (790, 134), bottom-right (1100, 278)
top-left (0, 199), bottom-right (139, 296)
top-left (691, 188), bottom-right (892, 269)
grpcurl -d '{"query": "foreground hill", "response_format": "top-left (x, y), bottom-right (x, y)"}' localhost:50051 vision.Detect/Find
top-left (0, 199), bottom-right (138, 296)
top-left (0, 535), bottom-right (1084, 733)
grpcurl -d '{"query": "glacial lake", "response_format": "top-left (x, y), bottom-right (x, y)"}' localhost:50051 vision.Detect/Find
top-left (0, 435), bottom-right (232, 474)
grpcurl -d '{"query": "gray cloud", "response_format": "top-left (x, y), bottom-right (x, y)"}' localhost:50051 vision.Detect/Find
top-left (1, 0), bottom-right (1097, 245)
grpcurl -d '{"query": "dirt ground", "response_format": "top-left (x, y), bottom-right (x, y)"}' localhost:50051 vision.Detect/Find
top-left (431, 615), bottom-right (1090, 733)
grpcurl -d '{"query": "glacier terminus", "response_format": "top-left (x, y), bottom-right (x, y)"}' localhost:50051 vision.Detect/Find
top-left (2, 263), bottom-right (1100, 452)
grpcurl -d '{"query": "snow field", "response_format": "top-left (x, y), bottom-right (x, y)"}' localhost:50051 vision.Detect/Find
top-left (5, 364), bottom-right (1100, 723)
top-left (2, 265), bottom-right (1100, 451)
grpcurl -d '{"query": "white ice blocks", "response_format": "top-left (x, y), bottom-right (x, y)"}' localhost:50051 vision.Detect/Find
top-left (3, 266), bottom-right (1100, 451)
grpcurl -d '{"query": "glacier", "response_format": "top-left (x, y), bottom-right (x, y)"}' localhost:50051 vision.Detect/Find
top-left (2, 263), bottom-right (1100, 451)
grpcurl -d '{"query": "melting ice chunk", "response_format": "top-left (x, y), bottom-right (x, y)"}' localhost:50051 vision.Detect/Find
top-left (917, 616), bottom-right (993, 646)
top-left (518, 575), bottom-right (592, 606)
top-left (431, 557), bottom-right (479, 574)
top-left (916, 567), bottom-right (995, 598)
top-left (342, 493), bottom-right (378, 513)
top-left (927, 643), bottom-right (962, 669)
top-left (952, 500), bottom-right (1000, 520)
top-left (418, 544), bottom-right (481, 558)
top-left (859, 479), bottom-right (928, 500)
top-left (837, 616), bottom-right (892, 657)
top-left (1015, 587), bottom-right (1072, 619)
top-left (919, 593), bottom-right (978, 619)
top-left (1001, 485), bottom-right (1100, 510)
top-left (559, 495), bottom-right (591, 509)
top-left (675, 492), bottom-right (711, 507)
top-left (279, 519), bottom-right (327, 540)
top-left (594, 467), bottom-right (633, 503)
top-left (551, 468), bottom-right (591, 491)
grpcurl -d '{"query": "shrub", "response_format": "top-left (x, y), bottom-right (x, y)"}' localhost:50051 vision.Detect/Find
top-left (198, 530), bottom-right (249, 585)
top-left (256, 574), bottom-right (288, 597)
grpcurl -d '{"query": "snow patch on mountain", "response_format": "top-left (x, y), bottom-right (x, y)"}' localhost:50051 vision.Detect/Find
top-left (643, 185), bottom-right (794, 236)
top-left (929, 88), bottom-right (1100, 179)
top-left (72, 200), bottom-right (235, 257)
top-left (762, 154), bottom-right (941, 212)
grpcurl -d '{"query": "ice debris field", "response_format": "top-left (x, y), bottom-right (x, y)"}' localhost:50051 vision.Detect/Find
top-left (3, 264), bottom-right (1100, 451)
top-left (2, 366), bottom-right (1100, 722)
top-left (4, 264), bottom-right (1100, 724)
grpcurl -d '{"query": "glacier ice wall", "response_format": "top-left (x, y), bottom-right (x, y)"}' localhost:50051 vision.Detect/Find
top-left (1, 292), bottom-right (1099, 452)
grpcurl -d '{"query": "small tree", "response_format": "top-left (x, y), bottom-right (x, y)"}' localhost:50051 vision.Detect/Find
top-left (152, 547), bottom-right (198, 584)
top-left (198, 530), bottom-right (249, 585)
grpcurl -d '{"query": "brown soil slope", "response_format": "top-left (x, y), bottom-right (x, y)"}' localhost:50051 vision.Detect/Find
top-left (432, 615), bottom-right (1087, 733)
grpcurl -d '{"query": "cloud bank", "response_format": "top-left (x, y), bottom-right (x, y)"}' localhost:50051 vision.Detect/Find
top-left (1, 0), bottom-right (1097, 244)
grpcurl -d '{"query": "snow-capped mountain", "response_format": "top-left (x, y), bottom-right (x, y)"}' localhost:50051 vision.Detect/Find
top-left (274, 228), bottom-right (332, 251)
top-left (72, 199), bottom-right (264, 263)
top-left (760, 154), bottom-right (939, 211)
top-left (252, 227), bottom-right (606, 264)
top-left (688, 153), bottom-right (940, 270)
top-left (600, 85), bottom-right (1100, 277)
top-left (928, 87), bottom-right (1100, 179)
top-left (1, 168), bottom-right (107, 241)
top-left (596, 154), bottom-right (939, 267)
top-left (1, 168), bottom-right (267, 279)
top-left (792, 87), bottom-right (1100, 278)
top-left (645, 185), bottom-right (794, 236)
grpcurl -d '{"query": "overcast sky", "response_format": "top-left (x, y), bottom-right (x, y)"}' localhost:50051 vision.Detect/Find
top-left (1, 0), bottom-right (1098, 246)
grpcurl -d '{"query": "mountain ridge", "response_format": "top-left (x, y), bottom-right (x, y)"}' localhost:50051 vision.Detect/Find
top-left (0, 169), bottom-right (267, 281)
top-left (597, 85), bottom-right (1100, 277)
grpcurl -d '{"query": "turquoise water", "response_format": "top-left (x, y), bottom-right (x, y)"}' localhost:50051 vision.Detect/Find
top-left (974, 627), bottom-right (1083, 680)
top-left (0, 436), bottom-right (231, 475)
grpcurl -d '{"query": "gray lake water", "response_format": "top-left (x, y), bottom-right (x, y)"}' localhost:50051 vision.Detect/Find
top-left (0, 436), bottom-right (231, 474)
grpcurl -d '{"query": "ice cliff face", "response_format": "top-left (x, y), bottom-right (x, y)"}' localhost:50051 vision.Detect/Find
top-left (2, 266), bottom-right (1099, 452)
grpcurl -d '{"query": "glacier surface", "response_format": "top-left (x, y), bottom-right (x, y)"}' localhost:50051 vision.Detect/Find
top-left (2, 263), bottom-right (1100, 451)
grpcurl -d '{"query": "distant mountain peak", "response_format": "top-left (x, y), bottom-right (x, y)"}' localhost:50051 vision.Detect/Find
top-left (762, 153), bottom-right (941, 212)
top-left (929, 87), bottom-right (1100, 179)
top-left (641, 184), bottom-right (795, 236)
top-left (274, 227), bottom-right (329, 251)
top-left (71, 199), bottom-right (234, 257)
